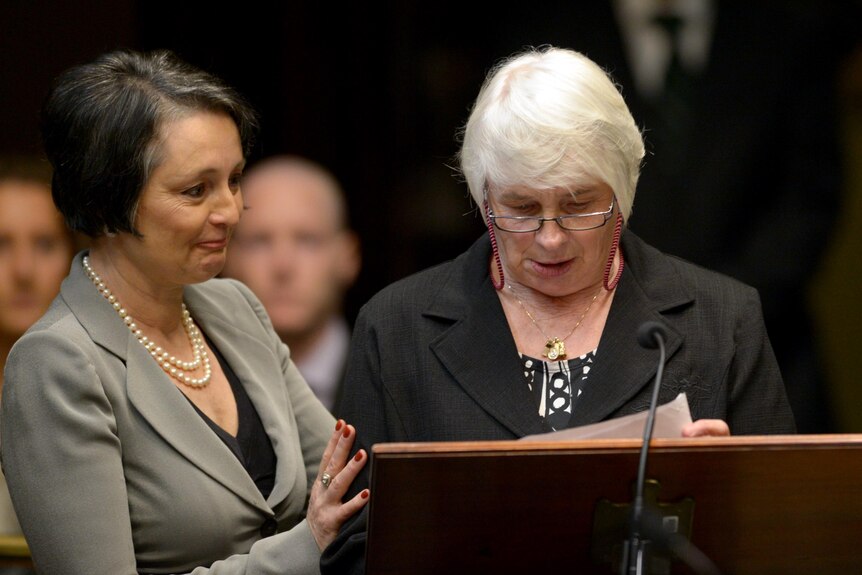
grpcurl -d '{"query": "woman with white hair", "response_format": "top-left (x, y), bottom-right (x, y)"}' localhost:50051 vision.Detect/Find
top-left (321, 47), bottom-right (795, 572)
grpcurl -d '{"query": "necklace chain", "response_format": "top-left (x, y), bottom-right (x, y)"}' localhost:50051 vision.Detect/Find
top-left (507, 284), bottom-right (599, 361)
top-left (82, 256), bottom-right (212, 388)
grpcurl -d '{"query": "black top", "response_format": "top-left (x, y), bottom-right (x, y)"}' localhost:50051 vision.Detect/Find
top-left (187, 337), bottom-right (277, 500)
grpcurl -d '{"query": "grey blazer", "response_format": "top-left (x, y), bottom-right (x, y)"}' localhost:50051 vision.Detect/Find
top-left (321, 231), bottom-right (795, 574)
top-left (1, 252), bottom-right (335, 574)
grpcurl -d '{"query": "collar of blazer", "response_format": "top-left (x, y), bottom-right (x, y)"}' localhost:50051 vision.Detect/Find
top-left (422, 231), bottom-right (692, 436)
top-left (59, 252), bottom-right (299, 516)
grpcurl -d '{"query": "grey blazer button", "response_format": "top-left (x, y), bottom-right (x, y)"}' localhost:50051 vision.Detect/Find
top-left (260, 517), bottom-right (277, 538)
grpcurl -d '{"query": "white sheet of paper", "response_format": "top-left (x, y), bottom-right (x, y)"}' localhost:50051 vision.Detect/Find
top-left (520, 392), bottom-right (693, 441)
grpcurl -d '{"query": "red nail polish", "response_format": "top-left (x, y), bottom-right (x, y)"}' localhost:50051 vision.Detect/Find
top-left (335, 420), bottom-right (343, 431)
top-left (361, 490), bottom-right (369, 499)
top-left (342, 425), bottom-right (351, 438)
top-left (354, 451), bottom-right (363, 462)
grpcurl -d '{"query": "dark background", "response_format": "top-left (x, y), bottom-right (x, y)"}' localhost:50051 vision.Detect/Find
top-left (0, 1), bottom-right (499, 307)
top-left (2, 1), bottom-right (861, 429)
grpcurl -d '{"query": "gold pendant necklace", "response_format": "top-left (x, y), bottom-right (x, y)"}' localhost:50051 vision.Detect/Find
top-left (507, 284), bottom-right (599, 361)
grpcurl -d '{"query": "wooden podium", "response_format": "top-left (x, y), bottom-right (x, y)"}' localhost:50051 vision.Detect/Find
top-left (366, 435), bottom-right (862, 574)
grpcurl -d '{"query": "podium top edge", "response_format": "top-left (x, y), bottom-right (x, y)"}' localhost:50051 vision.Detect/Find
top-left (371, 434), bottom-right (862, 455)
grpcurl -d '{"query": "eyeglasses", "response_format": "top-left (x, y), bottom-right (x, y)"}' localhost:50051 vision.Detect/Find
top-left (488, 197), bottom-right (616, 233)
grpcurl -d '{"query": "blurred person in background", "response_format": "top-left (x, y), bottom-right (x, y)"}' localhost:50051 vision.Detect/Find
top-left (223, 156), bottom-right (360, 413)
top-left (0, 157), bottom-right (74, 573)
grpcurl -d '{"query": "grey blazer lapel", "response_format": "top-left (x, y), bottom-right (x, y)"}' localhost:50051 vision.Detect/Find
top-left (125, 341), bottom-right (270, 514)
top-left (188, 294), bottom-right (302, 511)
top-left (62, 254), bottom-right (270, 514)
top-left (569, 234), bottom-right (689, 426)
top-left (60, 252), bottom-right (128, 360)
top-left (426, 241), bottom-right (549, 438)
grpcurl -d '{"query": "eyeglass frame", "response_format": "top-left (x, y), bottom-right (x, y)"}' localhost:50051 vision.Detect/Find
top-left (485, 193), bottom-right (616, 233)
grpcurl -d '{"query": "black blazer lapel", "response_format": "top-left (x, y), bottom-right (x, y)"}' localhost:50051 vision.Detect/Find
top-left (426, 238), bottom-right (550, 438)
top-left (569, 233), bottom-right (690, 427)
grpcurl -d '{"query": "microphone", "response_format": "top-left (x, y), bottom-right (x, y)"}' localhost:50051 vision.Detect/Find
top-left (637, 321), bottom-right (668, 350)
top-left (622, 321), bottom-right (723, 575)
top-left (622, 321), bottom-right (668, 574)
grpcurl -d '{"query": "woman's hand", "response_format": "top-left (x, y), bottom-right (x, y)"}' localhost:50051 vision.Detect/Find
top-left (306, 420), bottom-right (370, 551)
top-left (681, 419), bottom-right (731, 437)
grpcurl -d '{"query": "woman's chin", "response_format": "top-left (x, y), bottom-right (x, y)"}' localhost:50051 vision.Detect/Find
top-left (516, 270), bottom-right (601, 299)
top-left (190, 255), bottom-right (227, 283)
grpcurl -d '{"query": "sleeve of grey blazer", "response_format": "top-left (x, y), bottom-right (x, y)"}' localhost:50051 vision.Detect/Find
top-left (0, 280), bottom-right (332, 575)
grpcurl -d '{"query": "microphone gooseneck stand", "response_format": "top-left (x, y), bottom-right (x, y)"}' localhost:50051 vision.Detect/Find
top-left (621, 321), bottom-right (668, 575)
top-left (621, 322), bottom-right (723, 575)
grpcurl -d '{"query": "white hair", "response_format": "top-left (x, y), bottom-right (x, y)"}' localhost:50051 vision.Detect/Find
top-left (459, 46), bottom-right (644, 222)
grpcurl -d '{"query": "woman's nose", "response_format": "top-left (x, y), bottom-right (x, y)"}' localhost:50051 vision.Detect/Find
top-left (534, 217), bottom-right (568, 248)
top-left (210, 185), bottom-right (241, 226)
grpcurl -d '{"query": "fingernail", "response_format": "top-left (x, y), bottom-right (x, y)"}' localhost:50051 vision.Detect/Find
top-left (354, 450), bottom-right (363, 462)
top-left (342, 425), bottom-right (351, 438)
top-left (335, 420), bottom-right (344, 431)
top-left (361, 489), bottom-right (369, 499)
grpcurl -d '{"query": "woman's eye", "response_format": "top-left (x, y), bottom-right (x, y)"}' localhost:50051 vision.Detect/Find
top-left (509, 204), bottom-right (535, 214)
top-left (229, 174), bottom-right (243, 191)
top-left (565, 202), bottom-right (591, 213)
top-left (183, 184), bottom-right (205, 198)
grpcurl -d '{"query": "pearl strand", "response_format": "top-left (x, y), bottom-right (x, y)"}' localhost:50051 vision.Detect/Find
top-left (82, 256), bottom-right (212, 388)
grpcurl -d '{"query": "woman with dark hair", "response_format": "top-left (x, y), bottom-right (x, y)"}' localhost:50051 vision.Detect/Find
top-left (1, 50), bottom-right (367, 574)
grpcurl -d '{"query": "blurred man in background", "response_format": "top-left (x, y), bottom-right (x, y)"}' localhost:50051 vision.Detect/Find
top-left (223, 156), bottom-right (360, 413)
top-left (0, 158), bottom-right (74, 573)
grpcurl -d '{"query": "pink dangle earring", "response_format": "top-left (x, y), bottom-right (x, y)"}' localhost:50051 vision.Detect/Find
top-left (484, 198), bottom-right (505, 291)
top-left (603, 203), bottom-right (625, 291)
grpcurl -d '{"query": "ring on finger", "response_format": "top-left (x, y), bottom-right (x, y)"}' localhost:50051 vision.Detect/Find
top-left (321, 472), bottom-right (333, 488)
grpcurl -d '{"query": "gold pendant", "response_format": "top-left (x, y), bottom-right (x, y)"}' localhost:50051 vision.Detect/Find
top-left (543, 337), bottom-right (567, 361)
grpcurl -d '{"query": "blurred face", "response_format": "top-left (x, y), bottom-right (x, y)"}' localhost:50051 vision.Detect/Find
top-left (0, 181), bottom-right (72, 339)
top-left (487, 181), bottom-right (617, 298)
top-left (223, 166), bottom-right (359, 340)
top-left (111, 111), bottom-right (245, 288)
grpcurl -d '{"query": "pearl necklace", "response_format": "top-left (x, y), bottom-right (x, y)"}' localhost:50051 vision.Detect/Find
top-left (507, 284), bottom-right (599, 361)
top-left (83, 256), bottom-right (212, 388)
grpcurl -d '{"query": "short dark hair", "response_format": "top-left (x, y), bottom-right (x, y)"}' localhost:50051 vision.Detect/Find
top-left (42, 49), bottom-right (258, 237)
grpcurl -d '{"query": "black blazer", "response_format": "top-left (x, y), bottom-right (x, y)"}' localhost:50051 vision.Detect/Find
top-left (322, 231), bottom-right (794, 573)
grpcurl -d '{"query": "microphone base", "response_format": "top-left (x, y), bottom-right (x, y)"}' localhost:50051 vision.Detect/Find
top-left (591, 479), bottom-right (694, 574)
top-left (620, 537), bottom-right (672, 575)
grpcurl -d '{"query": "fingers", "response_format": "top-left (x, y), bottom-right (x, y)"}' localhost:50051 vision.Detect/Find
top-left (315, 421), bottom-right (366, 497)
top-left (307, 422), bottom-right (370, 551)
top-left (321, 446), bottom-right (367, 500)
top-left (316, 419), bottom-right (345, 478)
top-left (338, 488), bottom-right (371, 521)
top-left (332, 448), bottom-right (367, 493)
top-left (322, 423), bottom-right (357, 480)
top-left (682, 419), bottom-right (731, 437)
